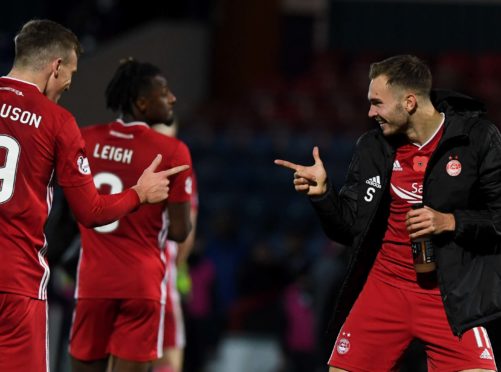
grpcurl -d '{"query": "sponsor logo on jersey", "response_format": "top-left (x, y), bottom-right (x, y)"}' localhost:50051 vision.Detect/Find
top-left (365, 175), bottom-right (381, 189)
top-left (390, 183), bottom-right (422, 204)
top-left (393, 160), bottom-right (403, 171)
top-left (77, 156), bottom-right (91, 175)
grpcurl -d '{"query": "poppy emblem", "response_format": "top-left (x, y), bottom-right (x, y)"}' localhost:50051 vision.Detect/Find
top-left (413, 156), bottom-right (428, 172)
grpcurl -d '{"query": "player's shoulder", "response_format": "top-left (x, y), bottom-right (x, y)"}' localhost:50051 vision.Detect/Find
top-left (81, 122), bottom-right (110, 135)
top-left (35, 93), bottom-right (77, 127)
top-left (355, 128), bottom-right (381, 147)
top-left (26, 88), bottom-right (75, 122)
top-left (148, 131), bottom-right (192, 166)
top-left (0, 77), bottom-right (78, 133)
top-left (148, 129), bottom-right (189, 150)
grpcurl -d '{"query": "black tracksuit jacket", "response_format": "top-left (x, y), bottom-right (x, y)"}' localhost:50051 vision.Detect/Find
top-left (311, 91), bottom-right (501, 338)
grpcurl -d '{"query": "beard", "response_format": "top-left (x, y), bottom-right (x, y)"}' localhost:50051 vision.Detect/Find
top-left (163, 112), bottom-right (176, 126)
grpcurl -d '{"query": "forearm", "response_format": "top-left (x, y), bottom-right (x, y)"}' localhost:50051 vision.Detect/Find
top-left (176, 229), bottom-right (195, 265)
top-left (310, 182), bottom-right (357, 245)
top-left (166, 201), bottom-right (192, 242)
top-left (63, 181), bottom-right (140, 228)
top-left (176, 211), bottom-right (197, 265)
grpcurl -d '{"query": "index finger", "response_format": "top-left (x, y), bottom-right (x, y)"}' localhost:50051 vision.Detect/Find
top-left (406, 207), bottom-right (425, 218)
top-left (274, 159), bottom-right (302, 172)
top-left (145, 154), bottom-right (163, 172)
top-left (161, 164), bottom-right (190, 178)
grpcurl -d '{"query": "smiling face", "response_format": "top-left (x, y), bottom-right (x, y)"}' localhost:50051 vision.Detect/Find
top-left (137, 75), bottom-right (177, 125)
top-left (367, 75), bottom-right (410, 137)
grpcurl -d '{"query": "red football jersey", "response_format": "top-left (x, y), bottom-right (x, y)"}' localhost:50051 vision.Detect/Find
top-left (0, 77), bottom-right (94, 300)
top-left (75, 120), bottom-right (192, 301)
top-left (372, 118), bottom-right (444, 292)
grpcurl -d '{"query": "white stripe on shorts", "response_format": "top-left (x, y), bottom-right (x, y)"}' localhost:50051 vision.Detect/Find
top-left (481, 327), bottom-right (492, 349)
top-left (473, 327), bottom-right (483, 348)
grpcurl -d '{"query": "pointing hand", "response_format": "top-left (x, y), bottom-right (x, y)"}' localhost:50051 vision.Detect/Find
top-left (274, 146), bottom-right (328, 196)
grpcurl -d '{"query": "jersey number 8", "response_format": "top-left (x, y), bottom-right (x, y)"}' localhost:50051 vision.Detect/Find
top-left (93, 171), bottom-right (123, 233)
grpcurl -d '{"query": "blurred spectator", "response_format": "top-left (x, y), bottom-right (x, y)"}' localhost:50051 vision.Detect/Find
top-left (282, 274), bottom-right (317, 372)
top-left (183, 239), bottom-right (218, 372)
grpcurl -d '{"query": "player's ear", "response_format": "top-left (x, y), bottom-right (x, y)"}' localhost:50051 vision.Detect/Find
top-left (51, 58), bottom-right (62, 78)
top-left (135, 96), bottom-right (148, 113)
top-left (404, 94), bottom-right (417, 113)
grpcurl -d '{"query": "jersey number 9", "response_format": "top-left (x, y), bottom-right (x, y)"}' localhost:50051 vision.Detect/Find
top-left (0, 135), bottom-right (20, 204)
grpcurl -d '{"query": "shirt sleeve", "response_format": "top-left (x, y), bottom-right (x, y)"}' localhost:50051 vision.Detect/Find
top-left (167, 141), bottom-right (193, 203)
top-left (55, 115), bottom-right (94, 187)
top-left (62, 181), bottom-right (140, 228)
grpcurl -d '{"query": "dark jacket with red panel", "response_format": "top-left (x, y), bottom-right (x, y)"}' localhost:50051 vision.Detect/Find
top-left (312, 91), bottom-right (501, 338)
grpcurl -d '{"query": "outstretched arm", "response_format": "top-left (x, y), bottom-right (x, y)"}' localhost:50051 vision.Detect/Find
top-left (65, 154), bottom-right (189, 228)
top-left (275, 146), bottom-right (358, 245)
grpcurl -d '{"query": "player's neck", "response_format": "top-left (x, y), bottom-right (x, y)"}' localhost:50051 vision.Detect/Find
top-left (7, 67), bottom-right (48, 93)
top-left (151, 123), bottom-right (175, 137)
top-left (121, 114), bottom-right (149, 125)
top-left (406, 108), bottom-right (444, 146)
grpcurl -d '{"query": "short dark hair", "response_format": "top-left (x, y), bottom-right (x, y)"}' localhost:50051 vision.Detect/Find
top-left (105, 58), bottom-right (162, 115)
top-left (14, 19), bottom-right (82, 71)
top-left (369, 55), bottom-right (432, 97)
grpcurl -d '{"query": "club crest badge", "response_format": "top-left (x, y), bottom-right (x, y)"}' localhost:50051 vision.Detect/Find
top-left (336, 332), bottom-right (351, 355)
top-left (446, 156), bottom-right (461, 177)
